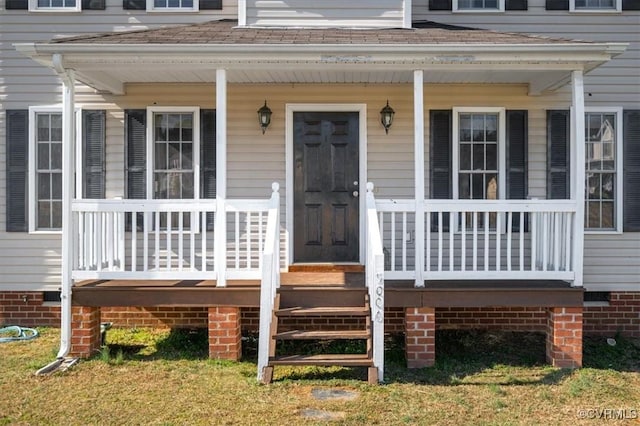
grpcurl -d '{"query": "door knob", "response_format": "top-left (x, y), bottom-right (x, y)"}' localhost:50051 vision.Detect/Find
top-left (353, 181), bottom-right (359, 186)
top-left (353, 191), bottom-right (359, 197)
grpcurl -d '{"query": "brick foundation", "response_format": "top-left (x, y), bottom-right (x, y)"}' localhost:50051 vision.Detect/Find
top-left (546, 307), bottom-right (583, 368)
top-left (405, 307), bottom-right (436, 368)
top-left (0, 291), bottom-right (61, 326)
top-left (208, 307), bottom-right (242, 361)
top-left (436, 307), bottom-right (548, 332)
top-left (70, 306), bottom-right (102, 358)
top-left (584, 292), bottom-right (640, 338)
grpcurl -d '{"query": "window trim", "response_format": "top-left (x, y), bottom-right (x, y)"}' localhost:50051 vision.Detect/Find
top-left (452, 107), bottom-right (507, 201)
top-left (145, 0), bottom-right (199, 12)
top-left (452, 0), bottom-right (506, 12)
top-left (583, 106), bottom-right (623, 234)
top-left (28, 0), bottom-right (81, 12)
top-left (569, 0), bottom-right (621, 12)
top-left (146, 106), bottom-right (201, 202)
top-left (28, 106), bottom-right (82, 234)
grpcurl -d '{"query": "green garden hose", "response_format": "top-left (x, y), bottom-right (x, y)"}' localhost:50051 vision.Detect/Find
top-left (0, 326), bottom-right (39, 343)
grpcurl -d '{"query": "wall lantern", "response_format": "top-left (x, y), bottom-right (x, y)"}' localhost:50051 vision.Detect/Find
top-left (257, 100), bottom-right (272, 134)
top-left (380, 100), bottom-right (395, 134)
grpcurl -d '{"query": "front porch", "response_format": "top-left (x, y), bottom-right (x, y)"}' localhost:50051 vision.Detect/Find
top-left (14, 19), bottom-right (625, 382)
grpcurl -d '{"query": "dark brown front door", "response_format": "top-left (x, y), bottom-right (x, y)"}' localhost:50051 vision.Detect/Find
top-left (294, 112), bottom-right (359, 263)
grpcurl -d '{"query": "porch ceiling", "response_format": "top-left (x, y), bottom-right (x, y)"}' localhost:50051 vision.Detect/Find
top-left (14, 20), bottom-right (626, 96)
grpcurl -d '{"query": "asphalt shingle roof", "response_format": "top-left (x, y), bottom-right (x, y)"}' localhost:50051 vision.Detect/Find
top-left (52, 19), bottom-right (585, 45)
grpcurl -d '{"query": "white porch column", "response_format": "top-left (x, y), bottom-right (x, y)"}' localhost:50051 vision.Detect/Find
top-left (414, 70), bottom-right (425, 287)
top-left (571, 70), bottom-right (585, 287)
top-left (215, 69), bottom-right (228, 287)
top-left (59, 63), bottom-right (76, 358)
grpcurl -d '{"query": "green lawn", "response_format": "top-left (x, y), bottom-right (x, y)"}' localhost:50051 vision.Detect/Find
top-left (0, 328), bottom-right (638, 425)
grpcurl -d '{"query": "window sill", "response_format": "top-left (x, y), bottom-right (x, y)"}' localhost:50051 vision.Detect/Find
top-left (583, 301), bottom-right (610, 307)
top-left (452, 9), bottom-right (505, 12)
top-left (146, 8), bottom-right (199, 12)
top-left (569, 9), bottom-right (621, 13)
top-left (584, 229), bottom-right (623, 235)
top-left (29, 8), bottom-right (81, 12)
top-left (29, 230), bottom-right (63, 235)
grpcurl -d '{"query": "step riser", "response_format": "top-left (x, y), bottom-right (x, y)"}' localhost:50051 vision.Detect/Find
top-left (278, 289), bottom-right (366, 308)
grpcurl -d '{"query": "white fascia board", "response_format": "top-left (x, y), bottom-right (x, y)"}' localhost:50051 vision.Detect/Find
top-left (15, 41), bottom-right (628, 59)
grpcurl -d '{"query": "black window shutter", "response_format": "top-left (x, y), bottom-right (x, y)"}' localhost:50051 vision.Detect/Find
top-left (200, 109), bottom-right (217, 229)
top-left (82, 0), bottom-right (106, 9)
top-left (125, 109), bottom-right (146, 200)
top-left (200, 0), bottom-right (222, 9)
top-left (547, 110), bottom-right (570, 200)
top-left (546, 0), bottom-right (569, 9)
top-left (506, 110), bottom-right (528, 231)
top-left (430, 110), bottom-right (452, 231)
top-left (429, 0), bottom-right (452, 10)
top-left (623, 110), bottom-right (640, 231)
top-left (506, 0), bottom-right (528, 9)
top-left (125, 109), bottom-right (146, 231)
top-left (123, 0), bottom-right (145, 9)
top-left (82, 110), bottom-right (106, 199)
top-left (623, 0), bottom-right (640, 10)
top-left (6, 110), bottom-right (29, 232)
top-left (5, 0), bottom-right (28, 9)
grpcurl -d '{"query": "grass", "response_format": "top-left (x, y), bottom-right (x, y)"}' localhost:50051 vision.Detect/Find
top-left (0, 328), bottom-right (638, 425)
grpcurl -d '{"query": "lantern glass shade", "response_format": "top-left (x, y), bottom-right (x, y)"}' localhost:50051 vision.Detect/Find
top-left (380, 100), bottom-right (395, 134)
top-left (257, 100), bottom-right (272, 134)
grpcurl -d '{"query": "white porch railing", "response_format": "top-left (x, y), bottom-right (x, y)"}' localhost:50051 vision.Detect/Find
top-left (377, 199), bottom-right (579, 284)
top-left (257, 183), bottom-right (281, 382)
top-left (71, 192), bottom-right (275, 282)
top-left (365, 183), bottom-right (385, 382)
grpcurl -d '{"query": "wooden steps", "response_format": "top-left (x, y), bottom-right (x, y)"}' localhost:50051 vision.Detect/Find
top-left (273, 330), bottom-right (370, 340)
top-left (261, 289), bottom-right (377, 384)
top-left (269, 354), bottom-right (373, 366)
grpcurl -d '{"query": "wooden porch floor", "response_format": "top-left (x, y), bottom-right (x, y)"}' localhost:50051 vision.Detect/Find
top-left (73, 273), bottom-right (583, 308)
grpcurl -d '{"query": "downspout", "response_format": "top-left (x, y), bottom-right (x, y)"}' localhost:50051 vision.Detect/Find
top-left (36, 54), bottom-right (75, 373)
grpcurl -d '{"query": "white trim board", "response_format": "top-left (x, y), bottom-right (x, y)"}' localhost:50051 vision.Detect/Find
top-left (285, 103), bottom-right (368, 267)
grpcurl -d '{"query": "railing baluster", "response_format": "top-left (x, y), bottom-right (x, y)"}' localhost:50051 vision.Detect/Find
top-left (496, 211), bottom-right (501, 271)
top-left (132, 211), bottom-right (137, 272)
top-left (155, 212), bottom-right (160, 270)
top-left (190, 212), bottom-right (196, 271)
top-left (258, 211), bottom-right (264, 270)
top-left (167, 212), bottom-right (172, 271)
top-left (473, 212), bottom-right (478, 272)
top-left (449, 211), bottom-right (454, 271)
top-left (461, 211), bottom-right (466, 272)
top-left (78, 212), bottom-right (84, 270)
top-left (402, 212), bottom-right (407, 272)
top-left (96, 213), bottom-right (103, 271)
top-left (143, 212), bottom-right (149, 272)
top-left (542, 213), bottom-right (548, 272)
top-left (484, 211), bottom-right (489, 271)
top-left (201, 211), bottom-right (207, 272)
top-left (507, 211), bottom-right (512, 271)
top-left (531, 212), bottom-right (537, 271)
top-left (437, 211), bottom-right (443, 272)
top-left (391, 212), bottom-right (396, 272)
top-left (565, 212), bottom-right (572, 271)
top-left (426, 211), bottom-right (431, 273)
top-left (235, 211), bottom-right (240, 269)
top-left (519, 211), bottom-right (524, 272)
top-left (247, 212), bottom-right (252, 269)
top-left (178, 212), bottom-right (184, 271)
top-left (554, 212), bottom-right (561, 271)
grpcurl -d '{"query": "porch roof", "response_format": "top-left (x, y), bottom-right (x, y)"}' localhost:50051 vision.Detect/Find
top-left (15, 19), bottom-right (626, 95)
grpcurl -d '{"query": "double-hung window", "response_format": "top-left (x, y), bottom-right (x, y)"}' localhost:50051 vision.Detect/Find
top-left (146, 107), bottom-right (200, 230)
top-left (453, 108), bottom-right (506, 228)
top-left (29, 108), bottom-right (63, 232)
top-left (28, 0), bottom-right (80, 11)
top-left (584, 108), bottom-right (623, 232)
top-left (146, 0), bottom-right (198, 11)
top-left (453, 0), bottom-right (505, 12)
top-left (570, 0), bottom-right (621, 11)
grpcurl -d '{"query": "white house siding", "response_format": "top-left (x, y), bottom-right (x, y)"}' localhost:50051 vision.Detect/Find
top-left (0, 1), bottom-right (235, 290)
top-left (245, 0), bottom-right (405, 27)
top-left (412, 2), bottom-right (640, 291)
